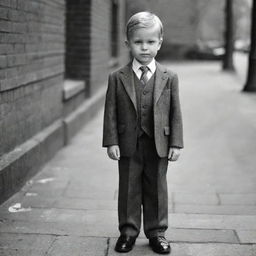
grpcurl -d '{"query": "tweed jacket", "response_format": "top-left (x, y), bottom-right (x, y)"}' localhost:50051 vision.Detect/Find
top-left (102, 62), bottom-right (183, 157)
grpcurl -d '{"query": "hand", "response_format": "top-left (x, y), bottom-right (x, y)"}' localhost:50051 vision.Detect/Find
top-left (107, 145), bottom-right (120, 160)
top-left (168, 147), bottom-right (181, 161)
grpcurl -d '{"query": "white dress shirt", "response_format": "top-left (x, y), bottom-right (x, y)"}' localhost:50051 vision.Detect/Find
top-left (132, 58), bottom-right (156, 81)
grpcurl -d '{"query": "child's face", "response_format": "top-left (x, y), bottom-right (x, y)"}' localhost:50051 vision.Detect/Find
top-left (126, 25), bottom-right (163, 65)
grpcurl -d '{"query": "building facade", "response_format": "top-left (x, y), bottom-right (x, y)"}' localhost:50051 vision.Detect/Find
top-left (0, 0), bottom-right (128, 203)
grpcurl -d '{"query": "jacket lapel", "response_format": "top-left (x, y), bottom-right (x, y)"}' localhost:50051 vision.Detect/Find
top-left (119, 63), bottom-right (137, 112)
top-left (154, 62), bottom-right (168, 105)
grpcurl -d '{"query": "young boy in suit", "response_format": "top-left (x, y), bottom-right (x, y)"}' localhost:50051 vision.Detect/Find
top-left (103, 11), bottom-right (183, 254)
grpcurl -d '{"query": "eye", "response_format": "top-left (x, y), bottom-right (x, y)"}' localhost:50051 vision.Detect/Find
top-left (148, 40), bottom-right (155, 44)
top-left (134, 40), bottom-right (142, 44)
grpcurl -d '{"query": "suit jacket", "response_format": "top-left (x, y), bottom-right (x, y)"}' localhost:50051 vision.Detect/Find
top-left (102, 62), bottom-right (183, 157)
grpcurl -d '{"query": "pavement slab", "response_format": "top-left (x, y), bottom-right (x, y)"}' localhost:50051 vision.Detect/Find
top-left (0, 233), bottom-right (54, 256)
top-left (174, 204), bottom-right (256, 215)
top-left (166, 228), bottom-right (239, 244)
top-left (46, 236), bottom-right (108, 256)
top-left (169, 213), bottom-right (256, 230)
top-left (236, 230), bottom-right (256, 244)
top-left (0, 219), bottom-right (119, 237)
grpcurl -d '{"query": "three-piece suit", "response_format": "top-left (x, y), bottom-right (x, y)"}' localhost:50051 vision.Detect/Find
top-left (103, 61), bottom-right (183, 238)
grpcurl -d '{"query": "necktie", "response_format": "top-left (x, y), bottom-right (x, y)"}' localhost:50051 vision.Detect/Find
top-left (140, 66), bottom-right (149, 85)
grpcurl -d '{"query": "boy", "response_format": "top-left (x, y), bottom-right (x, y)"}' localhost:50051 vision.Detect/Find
top-left (103, 12), bottom-right (183, 254)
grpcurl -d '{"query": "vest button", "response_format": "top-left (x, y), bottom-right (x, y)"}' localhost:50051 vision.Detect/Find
top-left (143, 91), bottom-right (148, 95)
top-left (143, 105), bottom-right (147, 109)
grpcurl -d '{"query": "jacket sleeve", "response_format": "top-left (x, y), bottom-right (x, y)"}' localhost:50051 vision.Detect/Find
top-left (102, 73), bottom-right (119, 147)
top-left (170, 73), bottom-right (184, 148)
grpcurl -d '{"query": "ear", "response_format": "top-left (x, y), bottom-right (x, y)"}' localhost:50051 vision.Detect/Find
top-left (125, 40), bottom-right (130, 49)
top-left (157, 37), bottom-right (163, 50)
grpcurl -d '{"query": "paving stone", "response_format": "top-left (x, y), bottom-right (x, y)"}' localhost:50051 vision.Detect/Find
top-left (0, 219), bottom-right (118, 237)
top-left (166, 228), bottom-right (239, 244)
top-left (46, 236), bottom-right (107, 256)
top-left (64, 182), bottom-right (117, 200)
top-left (175, 204), bottom-right (256, 215)
top-left (53, 198), bottom-right (117, 211)
top-left (169, 243), bottom-right (256, 256)
top-left (173, 193), bottom-right (219, 205)
top-left (0, 208), bottom-right (117, 226)
top-left (169, 213), bottom-right (256, 230)
top-left (20, 195), bottom-right (57, 208)
top-left (236, 230), bottom-right (256, 244)
top-left (26, 180), bottom-right (69, 197)
top-left (0, 233), bottom-right (54, 256)
top-left (219, 194), bottom-right (256, 205)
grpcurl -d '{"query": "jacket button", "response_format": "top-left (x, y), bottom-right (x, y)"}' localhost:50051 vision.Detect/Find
top-left (143, 91), bottom-right (148, 95)
top-left (143, 105), bottom-right (147, 108)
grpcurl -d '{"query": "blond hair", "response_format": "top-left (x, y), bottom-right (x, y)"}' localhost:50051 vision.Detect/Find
top-left (126, 11), bottom-right (163, 40)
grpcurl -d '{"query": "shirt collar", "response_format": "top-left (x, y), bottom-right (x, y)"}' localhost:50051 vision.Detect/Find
top-left (132, 58), bottom-right (156, 73)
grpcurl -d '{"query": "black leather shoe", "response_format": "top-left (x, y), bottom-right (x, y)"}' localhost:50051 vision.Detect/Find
top-left (115, 235), bottom-right (136, 253)
top-left (149, 236), bottom-right (171, 254)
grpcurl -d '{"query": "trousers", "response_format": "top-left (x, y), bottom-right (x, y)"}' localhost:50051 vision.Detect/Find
top-left (118, 133), bottom-right (168, 238)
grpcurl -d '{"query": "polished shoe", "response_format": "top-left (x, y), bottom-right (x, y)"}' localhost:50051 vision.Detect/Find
top-left (149, 236), bottom-right (171, 254)
top-left (115, 235), bottom-right (136, 253)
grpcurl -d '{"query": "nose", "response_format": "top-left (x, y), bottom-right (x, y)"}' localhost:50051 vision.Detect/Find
top-left (141, 43), bottom-right (148, 51)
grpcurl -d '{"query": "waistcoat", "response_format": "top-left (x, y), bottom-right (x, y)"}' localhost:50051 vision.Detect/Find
top-left (134, 72), bottom-right (155, 137)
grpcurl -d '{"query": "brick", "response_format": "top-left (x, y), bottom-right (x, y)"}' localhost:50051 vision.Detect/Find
top-left (0, 33), bottom-right (26, 43)
top-left (0, 69), bottom-right (6, 79)
top-left (0, 103), bottom-right (12, 117)
top-left (0, 0), bottom-right (12, 8)
top-left (13, 44), bottom-right (25, 53)
top-left (0, 7), bottom-right (8, 19)
top-left (0, 44), bottom-right (13, 54)
top-left (0, 55), bottom-right (7, 68)
top-left (7, 54), bottom-right (26, 67)
top-left (7, 9), bottom-right (26, 22)
top-left (12, 22), bottom-right (27, 33)
top-left (0, 20), bottom-right (12, 32)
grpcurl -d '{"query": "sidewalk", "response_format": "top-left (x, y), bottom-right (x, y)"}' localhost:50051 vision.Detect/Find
top-left (1, 58), bottom-right (256, 256)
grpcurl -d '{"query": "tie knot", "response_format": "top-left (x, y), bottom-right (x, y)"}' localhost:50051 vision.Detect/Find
top-left (140, 66), bottom-right (149, 73)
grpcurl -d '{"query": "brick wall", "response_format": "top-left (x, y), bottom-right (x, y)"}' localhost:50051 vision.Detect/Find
top-left (0, 0), bottom-right (128, 202)
top-left (0, 0), bottom-right (65, 156)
